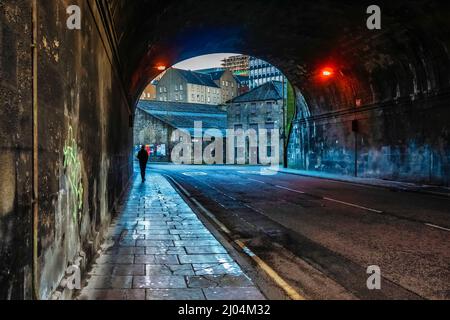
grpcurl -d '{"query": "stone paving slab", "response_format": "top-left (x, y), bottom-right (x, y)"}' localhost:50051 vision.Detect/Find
top-left (78, 173), bottom-right (265, 300)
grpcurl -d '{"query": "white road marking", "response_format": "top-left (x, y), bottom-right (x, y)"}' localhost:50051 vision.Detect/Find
top-left (238, 171), bottom-right (263, 175)
top-left (248, 178), bottom-right (267, 184)
top-left (182, 172), bottom-right (207, 176)
top-left (275, 185), bottom-right (306, 194)
top-left (425, 223), bottom-right (450, 232)
top-left (322, 197), bottom-right (384, 214)
top-left (274, 184), bottom-right (383, 214)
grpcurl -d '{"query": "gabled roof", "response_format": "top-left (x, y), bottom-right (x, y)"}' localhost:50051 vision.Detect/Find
top-left (137, 100), bottom-right (227, 137)
top-left (229, 81), bottom-right (283, 103)
top-left (207, 70), bottom-right (226, 81)
top-left (172, 68), bottom-right (220, 88)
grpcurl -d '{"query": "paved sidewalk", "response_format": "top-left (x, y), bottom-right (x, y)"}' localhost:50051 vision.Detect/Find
top-left (78, 174), bottom-right (265, 300)
top-left (271, 168), bottom-right (450, 197)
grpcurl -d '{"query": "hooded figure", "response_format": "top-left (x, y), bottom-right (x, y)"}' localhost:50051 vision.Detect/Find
top-left (137, 145), bottom-right (149, 182)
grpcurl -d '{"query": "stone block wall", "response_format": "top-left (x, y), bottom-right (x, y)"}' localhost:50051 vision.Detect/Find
top-left (0, 0), bottom-right (133, 299)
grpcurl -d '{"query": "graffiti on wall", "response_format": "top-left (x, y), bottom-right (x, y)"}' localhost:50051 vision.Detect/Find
top-left (63, 126), bottom-right (84, 223)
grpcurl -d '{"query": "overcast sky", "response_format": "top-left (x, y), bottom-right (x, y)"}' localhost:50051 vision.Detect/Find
top-left (173, 53), bottom-right (239, 70)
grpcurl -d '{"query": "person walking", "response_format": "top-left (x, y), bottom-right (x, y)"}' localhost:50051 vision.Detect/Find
top-left (137, 145), bottom-right (149, 182)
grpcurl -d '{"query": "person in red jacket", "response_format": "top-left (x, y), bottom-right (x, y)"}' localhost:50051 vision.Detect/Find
top-left (137, 145), bottom-right (149, 182)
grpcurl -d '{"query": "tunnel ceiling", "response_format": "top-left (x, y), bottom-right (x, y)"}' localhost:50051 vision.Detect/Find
top-left (104, 0), bottom-right (450, 113)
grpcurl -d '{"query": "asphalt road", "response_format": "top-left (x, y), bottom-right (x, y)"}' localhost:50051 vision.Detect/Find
top-left (149, 164), bottom-right (450, 300)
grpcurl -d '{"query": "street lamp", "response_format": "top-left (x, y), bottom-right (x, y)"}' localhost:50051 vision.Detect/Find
top-left (320, 67), bottom-right (334, 79)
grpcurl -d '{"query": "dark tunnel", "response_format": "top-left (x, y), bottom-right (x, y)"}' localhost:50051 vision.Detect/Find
top-left (0, 0), bottom-right (449, 300)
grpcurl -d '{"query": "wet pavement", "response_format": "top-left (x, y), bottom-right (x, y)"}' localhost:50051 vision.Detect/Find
top-left (148, 164), bottom-right (450, 300)
top-left (78, 173), bottom-right (265, 300)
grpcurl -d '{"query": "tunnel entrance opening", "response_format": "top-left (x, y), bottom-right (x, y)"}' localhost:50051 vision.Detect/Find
top-left (120, 1), bottom-right (450, 187)
top-left (133, 53), bottom-right (300, 170)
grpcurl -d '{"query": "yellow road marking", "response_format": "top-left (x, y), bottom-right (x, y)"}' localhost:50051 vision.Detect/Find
top-left (167, 174), bottom-right (306, 301)
top-left (235, 240), bottom-right (306, 301)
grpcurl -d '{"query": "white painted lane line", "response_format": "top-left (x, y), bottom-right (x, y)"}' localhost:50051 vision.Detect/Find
top-left (275, 185), bottom-right (306, 194)
top-left (322, 197), bottom-right (384, 214)
top-left (248, 178), bottom-right (267, 184)
top-left (238, 171), bottom-right (263, 175)
top-left (182, 172), bottom-right (207, 176)
top-left (274, 183), bottom-right (383, 214)
top-left (425, 223), bottom-right (450, 232)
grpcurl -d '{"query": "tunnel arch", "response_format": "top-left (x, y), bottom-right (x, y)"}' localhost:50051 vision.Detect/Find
top-left (2, 0), bottom-right (450, 301)
top-left (109, 0), bottom-right (450, 114)
top-left (113, 0), bottom-right (450, 184)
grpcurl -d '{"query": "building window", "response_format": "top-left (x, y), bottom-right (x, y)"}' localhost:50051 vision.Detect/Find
top-left (159, 87), bottom-right (163, 93)
top-left (180, 84), bottom-right (183, 91)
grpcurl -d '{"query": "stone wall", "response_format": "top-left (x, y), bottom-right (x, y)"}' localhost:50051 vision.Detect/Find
top-left (0, 0), bottom-right (33, 300)
top-left (0, 0), bottom-right (133, 299)
top-left (288, 93), bottom-right (450, 185)
top-left (133, 107), bottom-right (173, 163)
top-left (227, 100), bottom-right (284, 164)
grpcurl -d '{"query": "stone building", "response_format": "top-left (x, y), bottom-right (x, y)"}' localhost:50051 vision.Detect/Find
top-left (155, 67), bottom-right (240, 105)
top-left (156, 68), bottom-right (221, 105)
top-left (134, 100), bottom-right (227, 162)
top-left (140, 80), bottom-right (157, 100)
top-left (207, 69), bottom-right (240, 104)
top-left (226, 81), bottom-right (285, 164)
